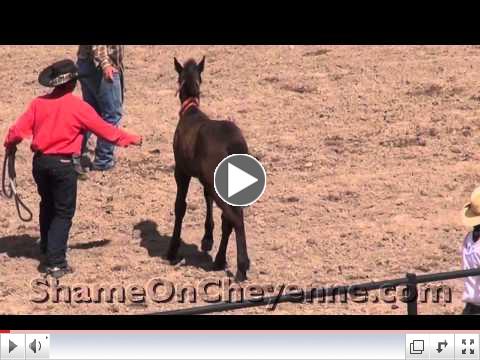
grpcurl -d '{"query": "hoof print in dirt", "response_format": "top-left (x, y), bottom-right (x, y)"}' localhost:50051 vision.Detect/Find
top-left (303, 49), bottom-right (330, 57)
top-left (280, 196), bottom-right (300, 203)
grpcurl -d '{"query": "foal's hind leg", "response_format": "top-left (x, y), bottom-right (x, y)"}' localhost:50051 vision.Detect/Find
top-left (212, 214), bottom-right (233, 270)
top-left (212, 193), bottom-right (250, 281)
top-left (166, 170), bottom-right (191, 261)
top-left (201, 188), bottom-right (214, 252)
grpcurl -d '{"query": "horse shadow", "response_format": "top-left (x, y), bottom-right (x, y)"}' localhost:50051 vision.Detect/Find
top-left (134, 220), bottom-right (213, 271)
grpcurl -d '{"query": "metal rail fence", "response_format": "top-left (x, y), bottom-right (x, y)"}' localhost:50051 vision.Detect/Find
top-left (146, 268), bottom-right (480, 315)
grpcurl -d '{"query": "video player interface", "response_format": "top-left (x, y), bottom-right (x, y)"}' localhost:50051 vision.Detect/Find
top-left (2, 45), bottom-right (480, 315)
top-left (0, 331), bottom-right (478, 360)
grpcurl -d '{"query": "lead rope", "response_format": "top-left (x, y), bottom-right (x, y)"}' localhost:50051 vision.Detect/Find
top-left (1, 149), bottom-right (33, 222)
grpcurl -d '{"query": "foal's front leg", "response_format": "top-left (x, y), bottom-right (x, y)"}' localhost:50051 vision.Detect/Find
top-left (166, 170), bottom-right (191, 261)
top-left (232, 207), bottom-right (249, 282)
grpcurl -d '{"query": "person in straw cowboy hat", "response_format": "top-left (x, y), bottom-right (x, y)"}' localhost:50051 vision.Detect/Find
top-left (3, 59), bottom-right (142, 278)
top-left (461, 186), bottom-right (480, 314)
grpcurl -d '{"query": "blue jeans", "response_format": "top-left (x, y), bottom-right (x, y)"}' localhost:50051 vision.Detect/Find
top-left (77, 59), bottom-right (123, 169)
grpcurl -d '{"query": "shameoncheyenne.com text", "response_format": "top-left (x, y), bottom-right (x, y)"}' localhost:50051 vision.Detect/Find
top-left (30, 277), bottom-right (452, 310)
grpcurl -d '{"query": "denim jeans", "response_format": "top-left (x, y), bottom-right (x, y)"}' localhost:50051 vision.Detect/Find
top-left (33, 154), bottom-right (78, 267)
top-left (463, 303), bottom-right (480, 314)
top-left (77, 58), bottom-right (123, 169)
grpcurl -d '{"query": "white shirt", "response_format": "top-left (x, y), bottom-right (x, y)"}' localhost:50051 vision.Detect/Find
top-left (463, 232), bottom-right (480, 305)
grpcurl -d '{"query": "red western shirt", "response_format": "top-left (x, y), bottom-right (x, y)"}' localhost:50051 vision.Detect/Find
top-left (4, 88), bottom-right (138, 154)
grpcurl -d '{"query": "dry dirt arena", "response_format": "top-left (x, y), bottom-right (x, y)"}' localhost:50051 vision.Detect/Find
top-left (0, 45), bottom-right (478, 315)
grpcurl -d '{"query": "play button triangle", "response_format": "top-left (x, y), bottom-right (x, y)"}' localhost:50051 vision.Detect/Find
top-left (9, 339), bottom-right (17, 353)
top-left (228, 162), bottom-right (258, 198)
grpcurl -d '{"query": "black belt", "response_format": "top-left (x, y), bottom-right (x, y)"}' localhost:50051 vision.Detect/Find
top-left (34, 152), bottom-right (74, 160)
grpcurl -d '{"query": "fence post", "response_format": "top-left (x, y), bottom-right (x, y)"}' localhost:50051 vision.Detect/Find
top-left (406, 273), bottom-right (418, 315)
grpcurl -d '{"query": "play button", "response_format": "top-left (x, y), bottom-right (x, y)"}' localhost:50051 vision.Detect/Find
top-left (9, 340), bottom-right (17, 353)
top-left (227, 163), bottom-right (258, 197)
top-left (1, 334), bottom-right (25, 359)
top-left (214, 154), bottom-right (266, 206)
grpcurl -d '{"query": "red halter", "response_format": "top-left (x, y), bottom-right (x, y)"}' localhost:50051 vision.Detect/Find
top-left (180, 97), bottom-right (200, 116)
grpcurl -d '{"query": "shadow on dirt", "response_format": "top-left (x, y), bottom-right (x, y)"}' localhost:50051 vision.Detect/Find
top-left (134, 220), bottom-right (213, 271)
top-left (0, 234), bottom-right (41, 261)
top-left (70, 239), bottom-right (112, 250)
top-left (0, 235), bottom-right (113, 275)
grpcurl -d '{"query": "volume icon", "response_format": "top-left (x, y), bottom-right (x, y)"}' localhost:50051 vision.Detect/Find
top-left (29, 339), bottom-right (41, 354)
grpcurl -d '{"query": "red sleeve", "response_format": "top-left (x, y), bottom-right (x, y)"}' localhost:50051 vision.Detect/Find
top-left (75, 101), bottom-right (140, 147)
top-left (3, 100), bottom-right (36, 148)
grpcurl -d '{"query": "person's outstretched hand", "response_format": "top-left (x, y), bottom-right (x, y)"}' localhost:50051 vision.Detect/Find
top-left (103, 65), bottom-right (118, 81)
top-left (131, 135), bottom-right (142, 146)
top-left (117, 134), bottom-right (142, 148)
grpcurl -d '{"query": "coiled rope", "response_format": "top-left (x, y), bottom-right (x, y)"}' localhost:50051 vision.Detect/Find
top-left (1, 148), bottom-right (33, 222)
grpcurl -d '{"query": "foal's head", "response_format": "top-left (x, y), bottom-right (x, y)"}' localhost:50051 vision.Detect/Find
top-left (174, 56), bottom-right (205, 103)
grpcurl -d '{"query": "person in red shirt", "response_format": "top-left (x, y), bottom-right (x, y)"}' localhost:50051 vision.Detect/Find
top-left (3, 59), bottom-right (142, 278)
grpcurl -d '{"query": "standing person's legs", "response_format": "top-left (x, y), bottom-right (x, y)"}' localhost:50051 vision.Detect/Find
top-left (46, 157), bottom-right (78, 276)
top-left (76, 59), bottom-right (102, 162)
top-left (32, 155), bottom-right (54, 255)
top-left (93, 71), bottom-right (123, 170)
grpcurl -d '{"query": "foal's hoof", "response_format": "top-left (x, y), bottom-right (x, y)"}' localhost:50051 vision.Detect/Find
top-left (212, 258), bottom-right (227, 271)
top-left (165, 252), bottom-right (176, 261)
top-left (234, 270), bottom-right (248, 283)
top-left (201, 235), bottom-right (214, 252)
top-left (163, 256), bottom-right (183, 266)
top-left (165, 251), bottom-right (181, 263)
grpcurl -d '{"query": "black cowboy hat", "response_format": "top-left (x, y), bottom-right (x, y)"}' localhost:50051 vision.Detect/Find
top-left (38, 59), bottom-right (80, 87)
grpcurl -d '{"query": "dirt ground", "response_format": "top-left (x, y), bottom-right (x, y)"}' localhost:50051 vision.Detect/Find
top-left (0, 45), bottom-right (478, 315)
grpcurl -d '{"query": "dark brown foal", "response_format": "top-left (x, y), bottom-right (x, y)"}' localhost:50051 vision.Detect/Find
top-left (166, 57), bottom-right (251, 281)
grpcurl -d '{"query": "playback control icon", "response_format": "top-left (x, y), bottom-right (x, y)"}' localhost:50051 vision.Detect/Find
top-left (456, 335), bottom-right (479, 359)
top-left (407, 334), bottom-right (480, 360)
top-left (406, 334), bottom-right (429, 359)
top-left (25, 334), bottom-right (50, 359)
top-left (9, 339), bottom-right (18, 353)
top-left (462, 338), bottom-right (475, 355)
top-left (214, 154), bottom-right (267, 207)
top-left (0, 333), bottom-right (50, 359)
top-left (436, 340), bottom-right (448, 354)
top-left (1, 334), bottom-right (26, 359)
top-left (409, 339), bottom-right (425, 355)
top-left (29, 338), bottom-right (42, 353)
